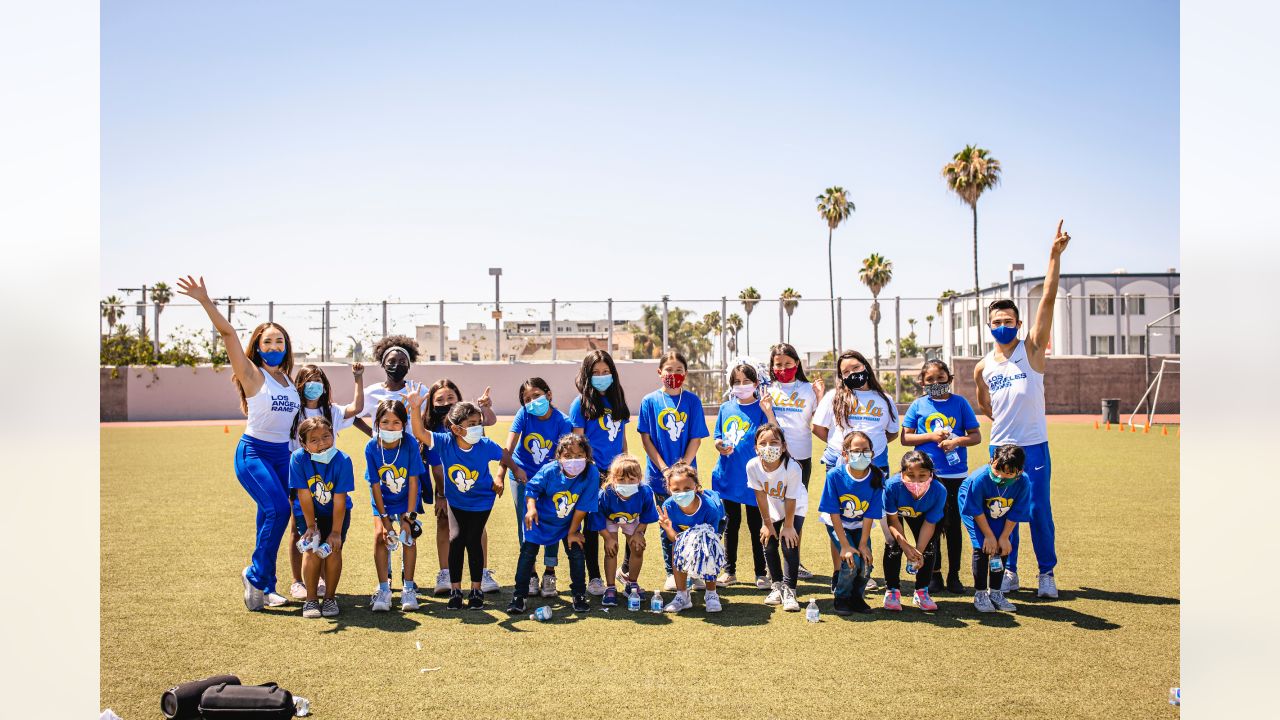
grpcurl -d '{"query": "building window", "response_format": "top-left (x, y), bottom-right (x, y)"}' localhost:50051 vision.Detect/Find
top-left (1173, 294), bottom-right (1180, 310)
top-left (1122, 295), bottom-right (1146, 315)
top-left (952, 313), bottom-right (962, 331)
top-left (953, 344), bottom-right (962, 357)
top-left (1124, 335), bottom-right (1146, 354)
top-left (967, 344), bottom-right (979, 357)
top-left (1173, 334), bottom-right (1180, 353)
top-left (450, 352), bottom-right (459, 362)
top-left (428, 354), bottom-right (436, 361)
top-left (967, 309), bottom-right (979, 327)
top-left (471, 352), bottom-right (481, 361)
top-left (1089, 296), bottom-right (1115, 316)
top-left (1090, 336), bottom-right (1116, 355)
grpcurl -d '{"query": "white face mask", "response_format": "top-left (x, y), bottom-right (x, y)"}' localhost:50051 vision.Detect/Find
top-left (560, 457), bottom-right (587, 477)
top-left (846, 452), bottom-right (873, 472)
top-left (730, 383), bottom-right (757, 400)
top-left (463, 425), bottom-right (485, 444)
top-left (758, 445), bottom-right (783, 463)
top-left (614, 483), bottom-right (640, 498)
top-left (378, 429), bottom-right (403, 443)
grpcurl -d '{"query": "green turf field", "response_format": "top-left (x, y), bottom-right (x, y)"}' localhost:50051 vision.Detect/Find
top-left (101, 421), bottom-right (1178, 719)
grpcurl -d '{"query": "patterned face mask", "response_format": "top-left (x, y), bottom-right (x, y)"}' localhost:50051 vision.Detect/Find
top-left (758, 445), bottom-right (783, 463)
top-left (923, 382), bottom-right (951, 398)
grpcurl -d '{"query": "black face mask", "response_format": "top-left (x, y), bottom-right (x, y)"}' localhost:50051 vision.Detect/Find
top-left (430, 403), bottom-right (453, 419)
top-left (384, 364), bottom-right (409, 383)
top-left (842, 370), bottom-right (870, 390)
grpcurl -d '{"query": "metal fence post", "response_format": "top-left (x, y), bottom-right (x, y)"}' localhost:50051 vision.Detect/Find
top-left (551, 299), bottom-right (558, 362)
top-left (778, 297), bottom-right (784, 343)
top-left (836, 297), bottom-right (843, 356)
top-left (324, 300), bottom-right (331, 362)
top-left (661, 295), bottom-right (669, 354)
top-left (720, 296), bottom-right (728, 371)
top-left (268, 301), bottom-right (274, 323)
top-left (381, 300), bottom-right (388, 337)
top-left (607, 298), bottom-right (614, 354)
top-left (893, 296), bottom-right (902, 404)
top-left (438, 300), bottom-right (446, 362)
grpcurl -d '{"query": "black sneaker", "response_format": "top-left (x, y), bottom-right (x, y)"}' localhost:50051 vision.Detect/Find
top-left (929, 574), bottom-right (945, 595)
top-left (572, 594), bottom-right (590, 612)
top-left (946, 573), bottom-right (965, 594)
top-left (467, 589), bottom-right (484, 610)
top-left (446, 589), bottom-right (464, 610)
top-left (850, 595), bottom-right (873, 614)
top-left (505, 595), bottom-right (526, 615)
top-left (832, 596), bottom-right (854, 616)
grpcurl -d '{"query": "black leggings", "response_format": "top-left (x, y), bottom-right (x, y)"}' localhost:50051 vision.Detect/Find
top-left (764, 519), bottom-right (803, 589)
top-left (972, 549), bottom-right (1007, 591)
top-left (722, 500), bottom-right (765, 577)
top-left (448, 507), bottom-right (491, 585)
top-left (797, 457), bottom-right (813, 489)
top-left (883, 515), bottom-right (939, 591)
top-left (934, 475), bottom-right (966, 578)
top-left (515, 540), bottom-right (586, 599)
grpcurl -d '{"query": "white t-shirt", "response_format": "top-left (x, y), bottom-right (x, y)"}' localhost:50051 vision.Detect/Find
top-left (290, 403), bottom-right (356, 451)
top-left (812, 389), bottom-right (900, 467)
top-left (359, 382), bottom-right (417, 419)
top-left (745, 456), bottom-right (808, 519)
top-left (765, 380), bottom-right (818, 460)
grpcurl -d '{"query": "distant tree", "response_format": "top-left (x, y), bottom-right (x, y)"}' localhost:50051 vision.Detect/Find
top-left (738, 287), bottom-right (761, 354)
top-left (858, 253), bottom-right (894, 369)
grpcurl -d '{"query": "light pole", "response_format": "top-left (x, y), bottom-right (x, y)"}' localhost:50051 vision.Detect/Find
top-left (1008, 263), bottom-right (1024, 303)
top-left (489, 268), bottom-right (503, 361)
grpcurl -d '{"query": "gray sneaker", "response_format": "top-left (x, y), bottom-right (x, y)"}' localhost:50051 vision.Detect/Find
top-left (481, 568), bottom-right (501, 594)
top-left (764, 582), bottom-right (784, 606)
top-left (242, 567), bottom-right (264, 611)
top-left (973, 590), bottom-right (995, 613)
top-left (540, 573), bottom-right (558, 598)
top-left (1036, 573), bottom-right (1058, 599)
top-left (528, 573), bottom-right (540, 596)
top-left (301, 600), bottom-right (321, 619)
top-left (320, 597), bottom-right (340, 617)
top-left (587, 578), bottom-right (606, 596)
top-left (371, 587), bottom-right (391, 612)
top-left (990, 590), bottom-right (1018, 612)
top-left (1000, 570), bottom-right (1021, 593)
top-left (780, 586), bottom-right (801, 612)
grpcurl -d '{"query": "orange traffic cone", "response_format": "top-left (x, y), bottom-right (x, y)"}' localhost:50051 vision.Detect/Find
top-left (1105, 422), bottom-right (1111, 431)
top-left (1130, 424), bottom-right (1137, 433)
top-left (1094, 420), bottom-right (1100, 430)
top-left (224, 425), bottom-right (229, 434)
top-left (1144, 424), bottom-right (1150, 434)
top-left (1162, 425), bottom-right (1168, 436)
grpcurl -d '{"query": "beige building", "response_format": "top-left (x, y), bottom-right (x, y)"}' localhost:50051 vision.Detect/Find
top-left (415, 319), bottom-right (635, 363)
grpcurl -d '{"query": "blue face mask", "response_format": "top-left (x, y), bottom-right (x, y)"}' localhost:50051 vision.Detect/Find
top-left (846, 452), bottom-right (873, 473)
top-left (259, 349), bottom-right (286, 367)
top-left (671, 490), bottom-right (697, 507)
top-left (378, 429), bottom-right (402, 443)
top-left (590, 375), bottom-right (614, 392)
top-left (990, 324), bottom-right (1018, 345)
top-left (303, 381), bottom-right (324, 401)
top-left (525, 395), bottom-right (550, 416)
top-left (310, 446), bottom-right (337, 464)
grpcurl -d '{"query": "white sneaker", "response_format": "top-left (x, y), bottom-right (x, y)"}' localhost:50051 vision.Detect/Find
top-left (717, 572), bottom-right (737, 586)
top-left (664, 592), bottom-right (692, 613)
top-left (663, 574), bottom-right (678, 592)
top-left (764, 582), bottom-right (784, 606)
top-left (990, 590), bottom-right (1018, 612)
top-left (755, 575), bottom-right (770, 589)
top-left (865, 577), bottom-right (879, 592)
top-left (401, 586), bottom-right (420, 611)
top-left (973, 590), bottom-right (995, 613)
top-left (289, 581), bottom-right (307, 600)
top-left (1000, 569), bottom-right (1021, 593)
top-left (528, 573), bottom-right (540, 596)
top-left (692, 576), bottom-right (707, 591)
top-left (316, 580), bottom-right (327, 597)
top-left (1036, 573), bottom-right (1058, 599)
top-left (616, 567), bottom-right (629, 584)
top-left (704, 590), bottom-right (723, 613)
top-left (540, 573), bottom-right (558, 597)
top-left (434, 569), bottom-right (451, 596)
top-left (481, 568), bottom-right (501, 594)
top-left (587, 578), bottom-right (606, 596)
top-left (781, 586), bottom-right (800, 612)
top-left (264, 592), bottom-right (289, 607)
top-left (371, 587), bottom-right (391, 612)
top-left (242, 567), bottom-right (264, 611)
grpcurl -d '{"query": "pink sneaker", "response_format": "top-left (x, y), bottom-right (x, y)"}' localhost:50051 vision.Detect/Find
top-left (912, 589), bottom-right (938, 611)
top-left (883, 589), bottom-right (902, 611)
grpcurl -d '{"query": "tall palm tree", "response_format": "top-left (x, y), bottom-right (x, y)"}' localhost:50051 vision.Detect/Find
top-left (816, 187), bottom-right (855, 365)
top-left (908, 318), bottom-right (917, 338)
top-left (725, 313), bottom-right (743, 356)
top-left (149, 282), bottom-right (173, 354)
top-left (780, 288), bottom-right (801, 342)
top-left (925, 314), bottom-right (935, 344)
top-left (858, 253), bottom-right (894, 369)
top-left (943, 146), bottom-right (1002, 335)
top-left (101, 295), bottom-right (124, 334)
top-left (700, 310), bottom-right (722, 367)
top-left (738, 287), bottom-right (760, 354)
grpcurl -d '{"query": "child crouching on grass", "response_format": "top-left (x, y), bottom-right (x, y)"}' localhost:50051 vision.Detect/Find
top-left (290, 417), bottom-right (353, 618)
top-left (656, 463), bottom-right (727, 613)
top-left (590, 455), bottom-right (658, 607)
top-left (960, 444), bottom-right (1031, 614)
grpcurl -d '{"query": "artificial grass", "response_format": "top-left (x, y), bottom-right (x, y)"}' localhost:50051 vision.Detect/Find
top-left (101, 421), bottom-right (1178, 719)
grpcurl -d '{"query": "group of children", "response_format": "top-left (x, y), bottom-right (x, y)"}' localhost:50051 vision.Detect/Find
top-left (281, 334), bottom-right (1038, 621)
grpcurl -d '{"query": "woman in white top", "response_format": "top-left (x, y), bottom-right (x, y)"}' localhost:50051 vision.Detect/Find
top-left (353, 335), bottom-right (425, 436)
top-left (178, 275), bottom-right (301, 611)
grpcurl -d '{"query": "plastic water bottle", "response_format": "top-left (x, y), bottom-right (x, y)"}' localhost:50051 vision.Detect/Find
top-left (990, 555), bottom-right (1004, 574)
top-left (1168, 687), bottom-right (1180, 707)
top-left (649, 591), bottom-right (664, 613)
top-left (530, 605), bottom-right (553, 622)
top-left (905, 561), bottom-right (918, 576)
top-left (399, 528), bottom-right (415, 547)
top-left (315, 542), bottom-right (332, 559)
top-left (293, 696), bottom-right (311, 717)
top-left (805, 599), bottom-right (820, 623)
top-left (945, 449), bottom-right (961, 466)
top-left (385, 531), bottom-right (399, 552)
top-left (296, 535), bottom-right (316, 554)
top-left (627, 587), bottom-right (641, 612)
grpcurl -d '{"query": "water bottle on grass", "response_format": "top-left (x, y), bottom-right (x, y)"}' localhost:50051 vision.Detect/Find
top-left (530, 606), bottom-right (553, 621)
top-left (805, 599), bottom-right (820, 623)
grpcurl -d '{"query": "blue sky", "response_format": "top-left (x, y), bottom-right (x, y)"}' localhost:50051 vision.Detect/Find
top-left (101, 1), bottom-right (1177, 352)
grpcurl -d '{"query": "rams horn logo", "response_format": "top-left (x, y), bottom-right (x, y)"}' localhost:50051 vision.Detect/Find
top-left (552, 490), bottom-right (579, 518)
top-left (598, 410), bottom-right (622, 442)
top-left (378, 465), bottom-right (407, 495)
top-left (608, 511), bottom-right (640, 525)
top-left (524, 433), bottom-right (552, 465)
top-left (986, 496), bottom-right (1014, 519)
top-left (448, 464), bottom-right (479, 493)
top-left (657, 408), bottom-right (687, 443)
top-left (721, 416), bottom-right (750, 449)
top-left (308, 475), bottom-right (333, 506)
top-left (839, 493), bottom-right (868, 519)
top-left (897, 506), bottom-right (922, 518)
top-left (924, 412), bottom-right (956, 434)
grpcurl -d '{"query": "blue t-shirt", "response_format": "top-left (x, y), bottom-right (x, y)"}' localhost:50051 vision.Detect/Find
top-left (818, 463), bottom-right (885, 529)
top-left (882, 474), bottom-right (948, 524)
top-left (522, 461), bottom-right (601, 545)
top-left (568, 396), bottom-right (628, 471)
top-left (662, 488), bottom-right (725, 534)
top-left (509, 406), bottom-right (574, 479)
top-left (363, 436), bottom-right (427, 516)
top-left (902, 395), bottom-right (981, 477)
top-left (636, 389), bottom-right (710, 494)
top-left (288, 448), bottom-right (355, 516)
top-left (433, 430), bottom-right (505, 512)
top-left (710, 399), bottom-right (768, 506)
top-left (587, 483), bottom-right (661, 532)
top-left (959, 466), bottom-right (1032, 537)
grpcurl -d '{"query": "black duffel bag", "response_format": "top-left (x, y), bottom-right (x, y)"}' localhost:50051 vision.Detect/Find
top-left (160, 675), bottom-right (242, 719)
top-left (198, 682), bottom-right (294, 719)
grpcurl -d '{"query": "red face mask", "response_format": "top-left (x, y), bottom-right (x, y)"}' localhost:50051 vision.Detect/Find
top-left (662, 373), bottom-right (686, 390)
top-left (773, 366), bottom-right (798, 383)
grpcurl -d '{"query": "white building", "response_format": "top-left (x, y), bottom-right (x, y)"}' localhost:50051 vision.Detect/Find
top-left (942, 270), bottom-right (1180, 360)
top-left (415, 318), bottom-right (635, 363)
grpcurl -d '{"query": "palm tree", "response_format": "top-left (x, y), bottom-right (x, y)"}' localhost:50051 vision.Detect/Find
top-left (700, 310), bottom-right (722, 367)
top-left (943, 146), bottom-right (1002, 333)
top-left (908, 318), bottom-right (917, 339)
top-left (925, 314), bottom-right (935, 344)
top-left (149, 282), bottom-right (173, 354)
top-left (628, 304), bottom-right (709, 362)
top-left (858, 253), bottom-right (894, 369)
top-left (780, 288), bottom-right (801, 342)
top-left (738, 287), bottom-right (760, 354)
top-left (101, 295), bottom-right (124, 334)
top-left (725, 313), bottom-right (743, 356)
top-left (816, 187), bottom-right (855, 366)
